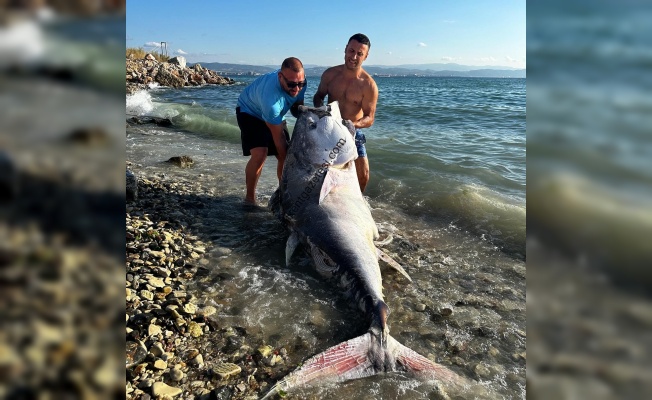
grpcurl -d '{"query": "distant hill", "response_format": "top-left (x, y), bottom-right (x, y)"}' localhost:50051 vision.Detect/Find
top-left (382, 63), bottom-right (522, 71)
top-left (195, 62), bottom-right (525, 78)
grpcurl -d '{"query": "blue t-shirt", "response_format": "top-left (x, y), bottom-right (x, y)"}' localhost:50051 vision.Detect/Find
top-left (237, 70), bottom-right (306, 125)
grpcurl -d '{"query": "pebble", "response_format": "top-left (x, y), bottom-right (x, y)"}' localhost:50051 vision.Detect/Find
top-left (169, 368), bottom-right (184, 382)
top-left (148, 276), bottom-right (166, 288)
top-left (151, 381), bottom-right (183, 398)
top-left (213, 362), bottom-right (242, 379)
top-left (197, 306), bottom-right (217, 317)
top-left (188, 322), bottom-right (203, 337)
top-left (415, 303), bottom-right (427, 312)
top-left (154, 359), bottom-right (168, 370)
top-left (439, 307), bottom-right (453, 317)
top-left (190, 381), bottom-right (205, 389)
top-left (473, 362), bottom-right (492, 379)
top-left (165, 305), bottom-right (182, 319)
top-left (257, 345), bottom-right (273, 358)
top-left (126, 340), bottom-right (148, 368)
top-left (182, 303), bottom-right (197, 315)
top-left (210, 247), bottom-right (232, 256)
top-left (266, 354), bottom-right (283, 367)
top-left (148, 324), bottom-right (162, 337)
top-left (141, 290), bottom-right (154, 301)
top-left (138, 379), bottom-right (154, 389)
top-left (150, 343), bottom-right (165, 357)
top-left (189, 353), bottom-right (204, 367)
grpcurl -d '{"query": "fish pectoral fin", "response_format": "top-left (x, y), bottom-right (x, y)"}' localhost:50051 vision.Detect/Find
top-left (318, 169), bottom-right (337, 204)
top-left (374, 233), bottom-right (393, 246)
top-left (260, 333), bottom-right (378, 399)
top-left (377, 248), bottom-right (413, 283)
top-left (285, 231), bottom-right (300, 266)
top-left (387, 335), bottom-right (469, 388)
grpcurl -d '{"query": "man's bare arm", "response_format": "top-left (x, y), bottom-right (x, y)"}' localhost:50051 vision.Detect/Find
top-left (353, 80), bottom-right (379, 129)
top-left (313, 69), bottom-right (333, 107)
top-left (266, 122), bottom-right (288, 158)
top-left (313, 85), bottom-right (327, 107)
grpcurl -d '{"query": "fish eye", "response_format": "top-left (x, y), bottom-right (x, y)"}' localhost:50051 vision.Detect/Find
top-left (309, 122), bottom-right (317, 130)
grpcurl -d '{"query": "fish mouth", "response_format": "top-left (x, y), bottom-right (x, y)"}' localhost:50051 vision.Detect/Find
top-left (297, 104), bottom-right (332, 119)
top-left (297, 104), bottom-right (346, 125)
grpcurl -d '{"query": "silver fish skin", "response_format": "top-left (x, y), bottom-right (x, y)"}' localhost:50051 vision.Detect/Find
top-left (265, 102), bottom-right (468, 399)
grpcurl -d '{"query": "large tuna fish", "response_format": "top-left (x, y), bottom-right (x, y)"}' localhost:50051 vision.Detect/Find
top-left (264, 102), bottom-right (467, 398)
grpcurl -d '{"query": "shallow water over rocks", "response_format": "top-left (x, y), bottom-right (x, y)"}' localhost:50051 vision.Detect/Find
top-left (125, 130), bottom-right (525, 399)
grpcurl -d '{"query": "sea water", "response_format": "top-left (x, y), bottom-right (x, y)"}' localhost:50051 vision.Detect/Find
top-left (127, 75), bottom-right (526, 256)
top-left (126, 75), bottom-right (526, 399)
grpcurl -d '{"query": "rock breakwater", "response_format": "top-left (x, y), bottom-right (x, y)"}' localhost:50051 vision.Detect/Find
top-left (126, 55), bottom-right (235, 95)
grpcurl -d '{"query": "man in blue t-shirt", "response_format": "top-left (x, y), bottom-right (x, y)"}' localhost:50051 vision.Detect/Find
top-left (236, 57), bottom-right (307, 205)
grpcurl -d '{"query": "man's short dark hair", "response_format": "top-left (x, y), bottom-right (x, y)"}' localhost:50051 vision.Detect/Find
top-left (281, 57), bottom-right (303, 73)
top-left (348, 33), bottom-right (371, 48)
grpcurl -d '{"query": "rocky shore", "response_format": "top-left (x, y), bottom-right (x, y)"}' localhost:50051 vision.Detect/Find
top-left (126, 55), bottom-right (235, 95)
top-left (125, 165), bottom-right (295, 400)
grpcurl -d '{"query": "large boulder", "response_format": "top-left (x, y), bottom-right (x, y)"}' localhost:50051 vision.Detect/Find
top-left (155, 65), bottom-right (185, 88)
top-left (168, 56), bottom-right (187, 69)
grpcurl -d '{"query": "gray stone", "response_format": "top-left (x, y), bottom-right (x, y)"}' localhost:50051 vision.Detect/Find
top-left (150, 343), bottom-right (164, 357)
top-left (169, 367), bottom-right (184, 382)
top-left (126, 340), bottom-right (147, 368)
top-left (167, 156), bottom-right (194, 168)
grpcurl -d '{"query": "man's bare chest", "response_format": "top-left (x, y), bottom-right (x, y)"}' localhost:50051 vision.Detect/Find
top-left (329, 81), bottom-right (364, 104)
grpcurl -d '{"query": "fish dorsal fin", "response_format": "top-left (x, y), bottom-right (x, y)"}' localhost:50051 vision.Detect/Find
top-left (319, 168), bottom-right (337, 204)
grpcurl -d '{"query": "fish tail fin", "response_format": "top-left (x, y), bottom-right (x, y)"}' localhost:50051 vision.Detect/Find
top-left (386, 334), bottom-right (467, 387)
top-left (260, 332), bottom-right (466, 399)
top-left (260, 332), bottom-right (377, 399)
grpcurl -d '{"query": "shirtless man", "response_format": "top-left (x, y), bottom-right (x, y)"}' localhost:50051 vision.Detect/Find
top-left (313, 33), bottom-right (378, 192)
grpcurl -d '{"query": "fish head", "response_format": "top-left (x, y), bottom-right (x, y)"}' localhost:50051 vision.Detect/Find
top-left (290, 101), bottom-right (357, 168)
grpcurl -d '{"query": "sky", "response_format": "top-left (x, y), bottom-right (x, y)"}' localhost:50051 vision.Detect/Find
top-left (126, 0), bottom-right (525, 69)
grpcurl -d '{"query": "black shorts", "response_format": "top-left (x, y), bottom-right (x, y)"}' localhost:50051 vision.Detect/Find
top-left (236, 107), bottom-right (290, 156)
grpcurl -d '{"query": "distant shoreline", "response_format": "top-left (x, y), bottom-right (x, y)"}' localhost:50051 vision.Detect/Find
top-left (193, 62), bottom-right (526, 79)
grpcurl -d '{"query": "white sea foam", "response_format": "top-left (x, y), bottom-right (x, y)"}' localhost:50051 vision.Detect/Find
top-left (126, 90), bottom-right (154, 116)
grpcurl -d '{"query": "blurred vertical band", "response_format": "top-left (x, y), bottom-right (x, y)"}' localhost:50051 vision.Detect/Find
top-left (0, 2), bottom-right (125, 399)
top-left (527, 0), bottom-right (652, 398)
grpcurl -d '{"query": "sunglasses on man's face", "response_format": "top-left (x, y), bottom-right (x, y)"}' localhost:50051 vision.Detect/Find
top-left (280, 73), bottom-right (306, 89)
